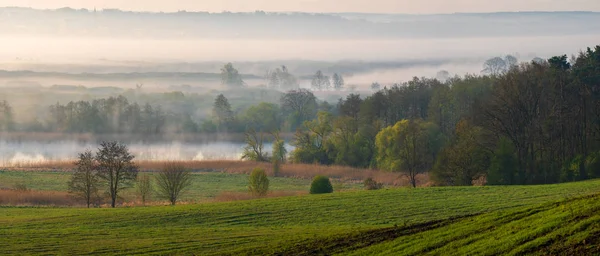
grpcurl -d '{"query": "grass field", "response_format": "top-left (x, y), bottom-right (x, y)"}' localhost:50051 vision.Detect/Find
top-left (5, 160), bottom-right (417, 186)
top-left (1, 179), bottom-right (600, 255)
top-left (0, 170), bottom-right (362, 205)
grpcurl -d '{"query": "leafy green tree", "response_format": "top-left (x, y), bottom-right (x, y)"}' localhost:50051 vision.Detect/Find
top-left (95, 141), bottom-right (139, 208)
top-left (338, 94), bottom-right (362, 131)
top-left (242, 102), bottom-right (282, 132)
top-left (248, 168), bottom-right (269, 196)
top-left (290, 111), bottom-right (333, 164)
top-left (155, 162), bottom-right (192, 205)
top-left (280, 89), bottom-right (318, 131)
top-left (327, 116), bottom-right (373, 168)
top-left (220, 62), bottom-right (244, 87)
top-left (68, 150), bottom-right (99, 208)
top-left (376, 119), bottom-right (441, 188)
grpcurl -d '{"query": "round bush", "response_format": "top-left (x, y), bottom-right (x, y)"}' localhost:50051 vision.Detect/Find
top-left (310, 175), bottom-right (333, 194)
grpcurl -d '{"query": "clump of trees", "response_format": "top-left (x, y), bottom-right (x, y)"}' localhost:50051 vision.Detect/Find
top-left (286, 45), bottom-right (600, 187)
top-left (311, 71), bottom-right (345, 91)
top-left (310, 176), bottom-right (333, 194)
top-left (267, 65), bottom-right (298, 90)
top-left (68, 141), bottom-right (138, 208)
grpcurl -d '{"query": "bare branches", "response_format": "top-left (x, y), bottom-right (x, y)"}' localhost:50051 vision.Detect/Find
top-left (155, 162), bottom-right (192, 205)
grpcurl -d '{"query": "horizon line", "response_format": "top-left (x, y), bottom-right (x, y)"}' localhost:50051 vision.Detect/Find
top-left (1, 6), bottom-right (598, 16)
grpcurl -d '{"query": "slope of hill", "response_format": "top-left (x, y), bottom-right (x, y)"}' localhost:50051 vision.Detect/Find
top-left (1, 180), bottom-right (600, 255)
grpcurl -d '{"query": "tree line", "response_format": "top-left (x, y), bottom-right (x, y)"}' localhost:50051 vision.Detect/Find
top-left (245, 45), bottom-right (600, 187)
top-left (69, 141), bottom-right (193, 207)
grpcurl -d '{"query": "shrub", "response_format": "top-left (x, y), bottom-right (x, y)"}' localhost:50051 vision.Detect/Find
top-left (585, 151), bottom-right (600, 179)
top-left (136, 174), bottom-right (153, 205)
top-left (364, 178), bottom-right (383, 190)
top-left (561, 155), bottom-right (584, 182)
top-left (249, 168), bottom-right (269, 196)
top-left (12, 183), bottom-right (29, 192)
top-left (310, 175), bottom-right (333, 194)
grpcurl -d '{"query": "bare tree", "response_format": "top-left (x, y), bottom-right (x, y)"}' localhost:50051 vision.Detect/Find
top-left (332, 73), bottom-right (344, 90)
top-left (136, 174), bottom-right (153, 205)
top-left (504, 55), bottom-right (518, 68)
top-left (482, 57), bottom-right (507, 75)
top-left (96, 141), bottom-right (138, 208)
top-left (68, 150), bottom-right (99, 208)
top-left (155, 162), bottom-right (193, 205)
top-left (311, 70), bottom-right (330, 90)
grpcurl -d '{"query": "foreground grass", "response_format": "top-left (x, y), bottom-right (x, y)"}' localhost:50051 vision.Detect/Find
top-left (345, 194), bottom-right (600, 256)
top-left (1, 180), bottom-right (600, 255)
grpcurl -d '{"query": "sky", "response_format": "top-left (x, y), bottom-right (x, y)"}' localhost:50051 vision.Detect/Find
top-left (1, 0), bottom-right (599, 13)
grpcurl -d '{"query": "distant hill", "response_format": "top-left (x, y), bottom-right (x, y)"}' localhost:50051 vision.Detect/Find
top-left (1, 7), bottom-right (599, 39)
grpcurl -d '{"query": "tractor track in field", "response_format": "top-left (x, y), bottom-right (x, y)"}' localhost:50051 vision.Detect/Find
top-left (237, 214), bottom-right (478, 256)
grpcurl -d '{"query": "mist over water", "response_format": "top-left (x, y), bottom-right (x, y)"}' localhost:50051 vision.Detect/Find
top-left (0, 141), bottom-right (295, 167)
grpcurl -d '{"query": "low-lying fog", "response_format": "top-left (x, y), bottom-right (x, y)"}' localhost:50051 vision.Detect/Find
top-left (2, 35), bottom-right (599, 85)
top-left (0, 141), bottom-right (296, 167)
top-left (2, 35), bottom-right (598, 63)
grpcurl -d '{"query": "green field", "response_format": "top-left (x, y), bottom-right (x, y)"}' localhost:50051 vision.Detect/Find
top-left (1, 179), bottom-right (600, 255)
top-left (0, 170), bottom-right (361, 202)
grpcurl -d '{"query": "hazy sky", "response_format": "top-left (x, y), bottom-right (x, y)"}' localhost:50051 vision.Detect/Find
top-left (2, 0), bottom-right (599, 13)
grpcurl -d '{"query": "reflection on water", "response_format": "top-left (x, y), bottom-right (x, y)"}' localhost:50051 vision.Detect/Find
top-left (0, 141), bottom-right (295, 166)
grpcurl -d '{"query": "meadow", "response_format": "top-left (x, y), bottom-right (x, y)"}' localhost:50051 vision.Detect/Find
top-left (0, 169), bottom-right (364, 206)
top-left (1, 179), bottom-right (599, 255)
top-left (0, 160), bottom-right (417, 206)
